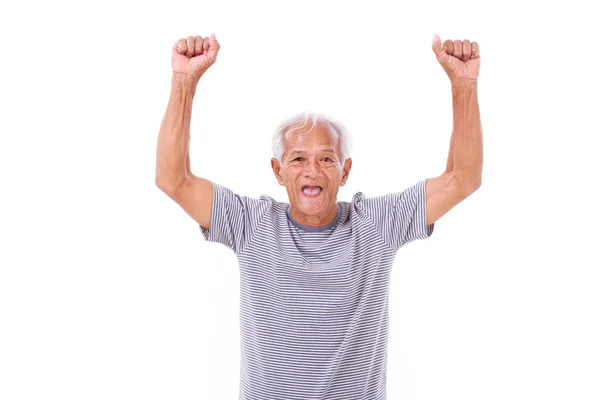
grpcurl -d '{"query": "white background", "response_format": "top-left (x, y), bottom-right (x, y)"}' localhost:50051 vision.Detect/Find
top-left (1, 0), bottom-right (599, 399)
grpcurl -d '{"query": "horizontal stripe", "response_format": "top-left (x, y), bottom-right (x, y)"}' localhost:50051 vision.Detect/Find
top-left (200, 179), bottom-right (433, 399)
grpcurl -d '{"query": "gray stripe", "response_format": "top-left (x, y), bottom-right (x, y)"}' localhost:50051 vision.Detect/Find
top-left (200, 179), bottom-right (433, 399)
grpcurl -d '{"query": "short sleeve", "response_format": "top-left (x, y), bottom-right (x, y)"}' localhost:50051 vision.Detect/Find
top-left (358, 179), bottom-right (434, 252)
top-left (199, 182), bottom-right (272, 255)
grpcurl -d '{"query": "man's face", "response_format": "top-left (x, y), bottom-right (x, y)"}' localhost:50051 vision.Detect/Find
top-left (271, 121), bottom-right (352, 226)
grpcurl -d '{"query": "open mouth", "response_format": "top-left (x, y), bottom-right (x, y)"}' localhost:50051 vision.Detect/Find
top-left (301, 185), bottom-right (322, 197)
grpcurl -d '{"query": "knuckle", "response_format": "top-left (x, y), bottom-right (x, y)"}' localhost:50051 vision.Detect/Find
top-left (443, 40), bottom-right (453, 53)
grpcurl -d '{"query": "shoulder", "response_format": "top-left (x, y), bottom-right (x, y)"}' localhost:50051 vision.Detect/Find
top-left (350, 180), bottom-right (426, 205)
top-left (344, 181), bottom-right (427, 224)
top-left (213, 183), bottom-right (278, 208)
top-left (340, 191), bottom-right (370, 222)
top-left (256, 193), bottom-right (289, 223)
top-left (350, 191), bottom-right (367, 206)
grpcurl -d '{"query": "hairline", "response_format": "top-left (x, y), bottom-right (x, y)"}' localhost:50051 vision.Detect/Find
top-left (272, 112), bottom-right (352, 165)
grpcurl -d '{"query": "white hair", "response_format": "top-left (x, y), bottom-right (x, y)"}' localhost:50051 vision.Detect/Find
top-left (271, 111), bottom-right (352, 164)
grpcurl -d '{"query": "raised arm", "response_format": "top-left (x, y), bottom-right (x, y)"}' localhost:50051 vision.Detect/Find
top-left (155, 34), bottom-right (221, 230)
top-left (424, 35), bottom-right (483, 226)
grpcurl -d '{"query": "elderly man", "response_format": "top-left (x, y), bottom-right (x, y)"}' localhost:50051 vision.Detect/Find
top-left (156, 33), bottom-right (482, 400)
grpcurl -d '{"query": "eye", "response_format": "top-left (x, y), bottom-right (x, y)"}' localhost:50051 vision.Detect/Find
top-left (322, 157), bottom-right (332, 162)
top-left (293, 157), bottom-right (303, 162)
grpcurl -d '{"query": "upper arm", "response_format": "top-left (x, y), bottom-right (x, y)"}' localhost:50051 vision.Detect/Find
top-left (158, 176), bottom-right (271, 254)
top-left (160, 174), bottom-right (214, 230)
top-left (359, 179), bottom-right (434, 251)
top-left (425, 171), bottom-right (479, 226)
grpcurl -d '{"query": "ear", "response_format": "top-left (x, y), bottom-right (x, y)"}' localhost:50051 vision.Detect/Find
top-left (271, 158), bottom-right (285, 186)
top-left (340, 157), bottom-right (352, 186)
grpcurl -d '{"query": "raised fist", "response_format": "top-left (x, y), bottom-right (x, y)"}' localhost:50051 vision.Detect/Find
top-left (432, 35), bottom-right (480, 83)
top-left (172, 34), bottom-right (220, 81)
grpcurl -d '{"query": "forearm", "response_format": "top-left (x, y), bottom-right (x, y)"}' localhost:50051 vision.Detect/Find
top-left (155, 73), bottom-right (198, 189)
top-left (448, 80), bottom-right (483, 189)
top-left (444, 130), bottom-right (455, 173)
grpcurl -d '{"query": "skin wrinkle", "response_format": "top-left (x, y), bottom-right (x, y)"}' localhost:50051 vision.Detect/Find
top-left (271, 121), bottom-right (352, 228)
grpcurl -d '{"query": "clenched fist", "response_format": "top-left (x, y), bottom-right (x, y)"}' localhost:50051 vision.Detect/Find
top-left (432, 35), bottom-right (480, 83)
top-left (172, 33), bottom-right (220, 81)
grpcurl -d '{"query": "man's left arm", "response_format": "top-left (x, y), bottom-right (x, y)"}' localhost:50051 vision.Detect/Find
top-left (425, 36), bottom-right (483, 226)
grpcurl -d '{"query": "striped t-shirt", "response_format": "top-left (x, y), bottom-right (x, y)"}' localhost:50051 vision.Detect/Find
top-left (200, 179), bottom-right (434, 400)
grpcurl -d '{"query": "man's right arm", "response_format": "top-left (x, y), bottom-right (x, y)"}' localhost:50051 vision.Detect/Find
top-left (155, 34), bottom-right (220, 230)
top-left (155, 72), bottom-right (267, 254)
top-left (155, 72), bottom-right (214, 230)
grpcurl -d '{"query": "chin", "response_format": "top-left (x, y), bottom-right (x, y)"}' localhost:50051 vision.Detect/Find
top-left (298, 196), bottom-right (329, 215)
top-left (300, 203), bottom-right (324, 215)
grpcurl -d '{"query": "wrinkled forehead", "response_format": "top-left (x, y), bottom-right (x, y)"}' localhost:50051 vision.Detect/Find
top-left (283, 121), bottom-right (341, 151)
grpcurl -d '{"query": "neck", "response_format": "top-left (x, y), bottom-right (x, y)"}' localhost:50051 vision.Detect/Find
top-left (289, 203), bottom-right (338, 228)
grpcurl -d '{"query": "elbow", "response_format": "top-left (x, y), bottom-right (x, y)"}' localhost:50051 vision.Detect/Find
top-left (454, 170), bottom-right (482, 194)
top-left (469, 177), bottom-right (482, 192)
top-left (155, 176), bottom-right (172, 195)
top-left (155, 176), bottom-right (169, 192)
top-left (155, 172), bottom-right (187, 195)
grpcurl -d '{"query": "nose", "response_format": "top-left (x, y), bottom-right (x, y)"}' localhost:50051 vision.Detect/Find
top-left (302, 157), bottom-right (320, 178)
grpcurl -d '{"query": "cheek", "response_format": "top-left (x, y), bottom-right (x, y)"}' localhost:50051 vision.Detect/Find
top-left (327, 168), bottom-right (343, 182)
top-left (283, 169), bottom-right (299, 184)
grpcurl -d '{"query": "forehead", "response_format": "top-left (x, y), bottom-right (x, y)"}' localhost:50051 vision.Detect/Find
top-left (283, 121), bottom-right (340, 153)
